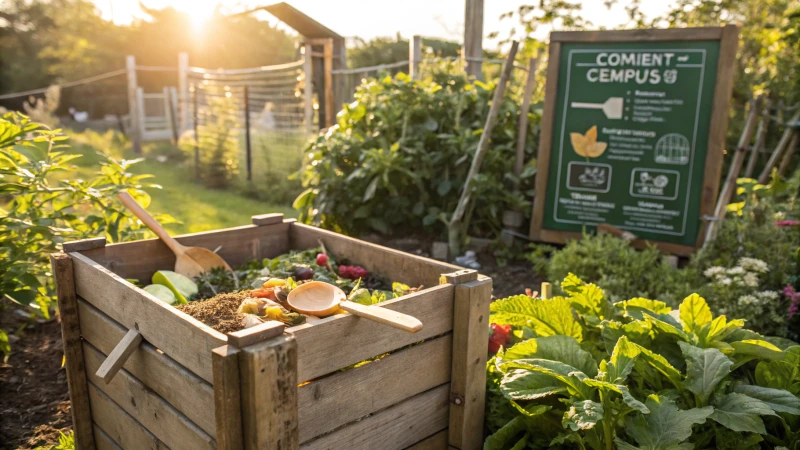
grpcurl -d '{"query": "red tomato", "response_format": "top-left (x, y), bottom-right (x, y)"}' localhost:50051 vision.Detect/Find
top-left (316, 253), bottom-right (328, 266)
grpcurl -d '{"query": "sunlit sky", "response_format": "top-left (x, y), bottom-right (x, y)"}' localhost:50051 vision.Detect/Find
top-left (93, 0), bottom-right (673, 48)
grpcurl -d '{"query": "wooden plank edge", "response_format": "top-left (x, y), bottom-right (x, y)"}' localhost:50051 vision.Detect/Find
top-left (252, 213), bottom-right (284, 226)
top-left (212, 345), bottom-right (243, 450)
top-left (96, 328), bottom-right (143, 384)
top-left (50, 253), bottom-right (96, 450)
top-left (93, 424), bottom-right (123, 450)
top-left (226, 321), bottom-right (285, 348)
top-left (404, 430), bottom-right (448, 450)
top-left (87, 383), bottom-right (164, 450)
top-left (63, 237), bottom-right (107, 253)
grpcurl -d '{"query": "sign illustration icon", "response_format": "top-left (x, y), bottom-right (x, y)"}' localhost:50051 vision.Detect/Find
top-left (571, 97), bottom-right (624, 119)
top-left (654, 133), bottom-right (691, 165)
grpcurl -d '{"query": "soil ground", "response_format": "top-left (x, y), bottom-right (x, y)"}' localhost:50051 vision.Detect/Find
top-left (0, 238), bottom-right (539, 449)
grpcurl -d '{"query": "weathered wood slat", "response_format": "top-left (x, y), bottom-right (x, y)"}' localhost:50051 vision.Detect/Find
top-left (239, 334), bottom-right (299, 450)
top-left (71, 252), bottom-right (224, 382)
top-left (291, 284), bottom-right (455, 381)
top-left (95, 329), bottom-right (143, 384)
top-left (213, 345), bottom-right (243, 450)
top-left (93, 424), bottom-right (123, 450)
top-left (290, 223), bottom-right (462, 287)
top-left (80, 222), bottom-right (291, 281)
top-left (87, 384), bottom-right (166, 450)
top-left (77, 299), bottom-right (216, 435)
top-left (84, 343), bottom-right (216, 450)
top-left (227, 321), bottom-right (285, 348)
top-left (300, 384), bottom-right (450, 450)
top-left (50, 253), bottom-right (96, 450)
top-left (298, 334), bottom-right (452, 443)
top-left (448, 278), bottom-right (493, 450)
top-left (404, 430), bottom-right (448, 450)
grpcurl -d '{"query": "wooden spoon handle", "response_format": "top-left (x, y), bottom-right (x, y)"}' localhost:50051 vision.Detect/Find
top-left (339, 301), bottom-right (423, 333)
top-left (117, 191), bottom-right (185, 255)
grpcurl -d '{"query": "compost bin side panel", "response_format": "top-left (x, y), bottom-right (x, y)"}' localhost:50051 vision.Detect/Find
top-left (77, 299), bottom-right (216, 435)
top-left (288, 222), bottom-right (463, 287)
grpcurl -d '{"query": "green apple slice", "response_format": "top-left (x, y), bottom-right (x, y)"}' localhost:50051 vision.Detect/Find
top-left (152, 270), bottom-right (198, 304)
top-left (143, 284), bottom-right (178, 305)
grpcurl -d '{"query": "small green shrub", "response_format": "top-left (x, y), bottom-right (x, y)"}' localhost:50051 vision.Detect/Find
top-left (181, 93), bottom-right (240, 189)
top-left (534, 233), bottom-right (679, 302)
top-left (486, 274), bottom-right (800, 449)
top-left (295, 69), bottom-right (537, 239)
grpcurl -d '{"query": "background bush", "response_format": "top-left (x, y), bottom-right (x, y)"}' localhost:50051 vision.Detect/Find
top-left (295, 69), bottom-right (538, 239)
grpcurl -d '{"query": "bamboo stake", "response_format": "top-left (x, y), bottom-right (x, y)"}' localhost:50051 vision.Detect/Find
top-left (704, 96), bottom-right (762, 247)
top-left (743, 98), bottom-right (770, 178)
top-left (758, 110), bottom-right (800, 183)
top-left (447, 41), bottom-right (519, 257)
top-left (777, 131), bottom-right (798, 176)
top-left (515, 58), bottom-right (539, 176)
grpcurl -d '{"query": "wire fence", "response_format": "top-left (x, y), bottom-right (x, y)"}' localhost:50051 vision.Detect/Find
top-left (186, 60), bottom-right (311, 195)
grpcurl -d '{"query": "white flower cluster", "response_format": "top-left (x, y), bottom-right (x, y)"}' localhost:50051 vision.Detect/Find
top-left (736, 291), bottom-right (781, 316)
top-left (703, 257), bottom-right (769, 289)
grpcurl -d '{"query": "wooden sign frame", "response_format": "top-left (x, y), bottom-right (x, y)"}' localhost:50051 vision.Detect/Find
top-left (530, 25), bottom-right (739, 256)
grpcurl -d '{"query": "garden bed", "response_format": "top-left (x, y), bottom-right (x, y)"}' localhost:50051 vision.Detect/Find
top-left (53, 215), bottom-right (493, 450)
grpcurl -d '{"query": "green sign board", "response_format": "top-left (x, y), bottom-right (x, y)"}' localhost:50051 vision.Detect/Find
top-left (531, 27), bottom-right (738, 255)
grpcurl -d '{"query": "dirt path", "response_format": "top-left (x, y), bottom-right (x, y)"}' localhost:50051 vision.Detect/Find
top-left (0, 311), bottom-right (72, 450)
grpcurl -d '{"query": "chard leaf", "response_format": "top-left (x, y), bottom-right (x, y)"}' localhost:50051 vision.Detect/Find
top-left (583, 379), bottom-right (649, 414)
top-left (562, 399), bottom-right (604, 431)
top-left (502, 335), bottom-right (598, 377)
top-left (560, 273), bottom-right (585, 295)
top-left (483, 415), bottom-right (529, 450)
top-left (713, 429), bottom-right (763, 450)
top-left (678, 294), bottom-right (712, 333)
top-left (568, 282), bottom-right (606, 318)
top-left (500, 370), bottom-right (567, 401)
top-left (616, 297), bottom-right (672, 320)
top-left (696, 316), bottom-right (744, 345)
top-left (623, 395), bottom-right (712, 450)
top-left (679, 342), bottom-right (732, 403)
top-left (710, 392), bottom-right (776, 434)
top-left (499, 359), bottom-right (593, 399)
top-left (643, 311), bottom-right (688, 341)
top-left (606, 336), bottom-right (640, 384)
top-left (630, 342), bottom-right (684, 389)
top-left (490, 296), bottom-right (582, 342)
top-left (755, 346), bottom-right (800, 392)
top-left (733, 385), bottom-right (800, 415)
top-left (731, 340), bottom-right (784, 360)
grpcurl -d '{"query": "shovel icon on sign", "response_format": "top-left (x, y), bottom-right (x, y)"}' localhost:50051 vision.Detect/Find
top-left (571, 97), bottom-right (624, 119)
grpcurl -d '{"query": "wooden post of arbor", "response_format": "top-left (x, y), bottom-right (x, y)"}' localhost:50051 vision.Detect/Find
top-left (178, 52), bottom-right (190, 132)
top-left (323, 39), bottom-right (335, 128)
top-left (303, 43), bottom-right (314, 134)
top-left (409, 35), bottom-right (422, 80)
top-left (463, 0), bottom-right (484, 80)
top-left (126, 55), bottom-right (141, 153)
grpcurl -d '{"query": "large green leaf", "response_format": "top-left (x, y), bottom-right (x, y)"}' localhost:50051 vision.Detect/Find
top-left (630, 342), bottom-right (684, 389)
top-left (568, 282), bottom-right (606, 317)
top-left (583, 379), bottom-right (649, 414)
top-left (734, 385), bottom-right (800, 415)
top-left (622, 395), bottom-right (712, 450)
top-left (696, 316), bottom-right (745, 346)
top-left (678, 294), bottom-right (712, 333)
top-left (709, 393), bottom-right (776, 434)
top-left (483, 415), bottom-right (529, 450)
top-left (499, 359), bottom-right (593, 399)
top-left (562, 399), bottom-right (604, 431)
top-left (731, 340), bottom-right (784, 360)
top-left (615, 297), bottom-right (671, 320)
top-left (606, 336), bottom-right (640, 384)
top-left (679, 342), bottom-right (732, 403)
top-left (643, 311), bottom-right (688, 341)
top-left (490, 296), bottom-right (582, 341)
top-left (502, 335), bottom-right (598, 377)
top-left (500, 370), bottom-right (567, 401)
top-left (755, 346), bottom-right (800, 393)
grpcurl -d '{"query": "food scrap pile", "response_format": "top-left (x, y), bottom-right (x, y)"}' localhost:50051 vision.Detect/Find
top-left (169, 248), bottom-right (420, 334)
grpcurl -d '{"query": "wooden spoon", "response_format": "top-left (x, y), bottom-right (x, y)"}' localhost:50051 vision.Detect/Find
top-left (117, 191), bottom-right (237, 282)
top-left (287, 281), bottom-right (423, 333)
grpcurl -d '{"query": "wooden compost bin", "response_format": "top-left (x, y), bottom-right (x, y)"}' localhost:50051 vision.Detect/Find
top-left (52, 214), bottom-right (492, 450)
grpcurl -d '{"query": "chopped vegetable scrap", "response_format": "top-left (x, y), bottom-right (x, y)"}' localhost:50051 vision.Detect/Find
top-left (488, 323), bottom-right (512, 355)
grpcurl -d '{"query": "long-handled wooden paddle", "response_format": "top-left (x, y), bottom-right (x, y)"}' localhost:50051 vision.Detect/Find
top-left (117, 191), bottom-right (237, 281)
top-left (287, 281), bottom-right (423, 333)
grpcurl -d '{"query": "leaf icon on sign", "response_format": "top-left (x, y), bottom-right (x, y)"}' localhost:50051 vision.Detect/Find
top-left (570, 126), bottom-right (608, 159)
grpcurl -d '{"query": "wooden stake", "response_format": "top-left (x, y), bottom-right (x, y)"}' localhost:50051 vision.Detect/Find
top-left (95, 328), bottom-right (143, 384)
top-left (409, 35), bottom-right (422, 80)
top-left (51, 253), bottom-right (97, 449)
top-left (540, 282), bottom-right (552, 300)
top-left (744, 98), bottom-right (771, 178)
top-left (323, 39), bottom-right (335, 128)
top-left (758, 110), bottom-right (800, 183)
top-left (778, 131), bottom-right (798, 176)
top-left (704, 96), bottom-right (762, 246)
top-left (515, 58), bottom-right (539, 176)
top-left (448, 41), bottom-right (519, 256)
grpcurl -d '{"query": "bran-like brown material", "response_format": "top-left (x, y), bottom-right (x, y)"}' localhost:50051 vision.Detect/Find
top-left (176, 291), bottom-right (251, 333)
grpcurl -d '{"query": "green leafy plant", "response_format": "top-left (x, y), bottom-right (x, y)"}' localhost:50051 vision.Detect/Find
top-left (486, 274), bottom-right (800, 449)
top-left (295, 69), bottom-right (537, 239)
top-left (181, 92), bottom-right (240, 189)
top-left (0, 112), bottom-right (167, 358)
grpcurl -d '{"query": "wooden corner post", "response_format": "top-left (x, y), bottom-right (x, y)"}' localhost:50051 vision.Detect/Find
top-left (441, 270), bottom-right (492, 450)
top-left (51, 252), bottom-right (97, 450)
top-left (213, 345), bottom-right (243, 450)
top-left (323, 38), bottom-right (335, 128)
top-left (238, 333), bottom-right (299, 450)
top-left (409, 35), bottom-right (422, 80)
top-left (126, 55), bottom-right (141, 154)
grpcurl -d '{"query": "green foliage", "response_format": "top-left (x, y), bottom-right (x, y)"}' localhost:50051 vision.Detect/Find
top-left (295, 70), bottom-right (537, 239)
top-left (534, 233), bottom-right (679, 301)
top-left (33, 431), bottom-right (75, 450)
top-left (181, 93), bottom-right (240, 189)
top-left (486, 274), bottom-right (800, 449)
top-left (0, 112), bottom-right (166, 357)
top-left (347, 33), bottom-right (461, 68)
